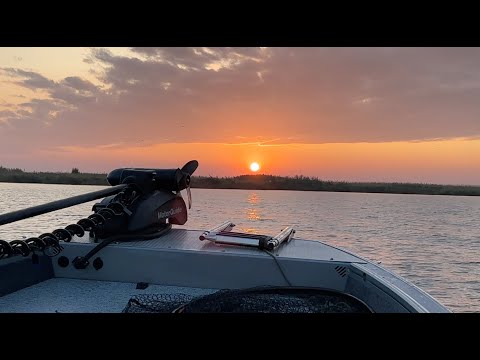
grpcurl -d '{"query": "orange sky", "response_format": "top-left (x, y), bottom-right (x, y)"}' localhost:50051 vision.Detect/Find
top-left (15, 138), bottom-right (476, 185)
top-left (1, 47), bottom-right (480, 185)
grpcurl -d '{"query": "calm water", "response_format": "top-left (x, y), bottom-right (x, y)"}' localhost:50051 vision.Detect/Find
top-left (1, 182), bottom-right (479, 312)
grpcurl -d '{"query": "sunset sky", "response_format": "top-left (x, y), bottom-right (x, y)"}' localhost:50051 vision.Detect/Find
top-left (1, 47), bottom-right (480, 185)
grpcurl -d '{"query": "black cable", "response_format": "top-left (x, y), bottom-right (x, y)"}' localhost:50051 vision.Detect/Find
top-left (263, 249), bottom-right (292, 286)
top-left (0, 240), bottom-right (13, 259)
top-left (72, 224), bottom-right (173, 269)
top-left (0, 196), bottom-right (127, 261)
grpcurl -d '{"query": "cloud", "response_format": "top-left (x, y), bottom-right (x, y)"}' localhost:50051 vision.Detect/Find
top-left (2, 68), bottom-right (55, 90)
top-left (129, 47), bottom-right (267, 70)
top-left (62, 76), bottom-right (99, 92)
top-left (2, 47), bottom-right (480, 159)
top-left (1, 67), bottom-right (104, 125)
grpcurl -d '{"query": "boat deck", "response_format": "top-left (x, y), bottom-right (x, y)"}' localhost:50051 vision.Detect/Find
top-left (0, 278), bottom-right (216, 313)
top-left (0, 229), bottom-right (450, 313)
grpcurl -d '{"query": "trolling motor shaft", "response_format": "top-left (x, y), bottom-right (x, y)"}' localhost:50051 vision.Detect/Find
top-left (0, 185), bottom-right (128, 226)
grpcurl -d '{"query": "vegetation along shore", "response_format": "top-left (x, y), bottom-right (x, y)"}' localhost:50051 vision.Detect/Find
top-left (1, 166), bottom-right (479, 196)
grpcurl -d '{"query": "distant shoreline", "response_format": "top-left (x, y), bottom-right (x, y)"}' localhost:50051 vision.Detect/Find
top-left (1, 167), bottom-right (479, 196)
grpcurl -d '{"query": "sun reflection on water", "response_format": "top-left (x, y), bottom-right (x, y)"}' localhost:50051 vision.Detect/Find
top-left (244, 192), bottom-right (261, 232)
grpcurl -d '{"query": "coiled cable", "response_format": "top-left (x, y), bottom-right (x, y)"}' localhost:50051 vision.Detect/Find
top-left (0, 203), bottom-right (124, 260)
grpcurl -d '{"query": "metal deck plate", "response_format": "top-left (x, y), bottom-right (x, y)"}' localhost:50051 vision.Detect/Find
top-left (49, 229), bottom-right (365, 291)
top-left (0, 278), bottom-right (216, 313)
top-left (109, 228), bottom-right (366, 263)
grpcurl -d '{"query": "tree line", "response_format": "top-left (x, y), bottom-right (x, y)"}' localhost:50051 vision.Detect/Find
top-left (1, 166), bottom-right (479, 196)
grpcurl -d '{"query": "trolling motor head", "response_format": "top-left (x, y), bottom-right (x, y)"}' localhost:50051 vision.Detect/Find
top-left (106, 160), bottom-right (197, 194)
top-left (92, 160), bottom-right (199, 240)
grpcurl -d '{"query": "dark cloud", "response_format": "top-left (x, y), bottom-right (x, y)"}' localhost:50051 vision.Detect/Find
top-left (49, 86), bottom-right (97, 105)
top-left (2, 47), bottom-right (480, 158)
top-left (2, 68), bottom-right (55, 90)
top-left (62, 76), bottom-right (99, 92)
top-left (1, 69), bottom-right (103, 126)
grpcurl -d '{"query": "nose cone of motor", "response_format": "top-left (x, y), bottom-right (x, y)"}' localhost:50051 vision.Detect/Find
top-left (107, 168), bottom-right (124, 186)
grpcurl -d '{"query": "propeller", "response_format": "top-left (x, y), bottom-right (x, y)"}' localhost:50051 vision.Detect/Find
top-left (181, 160), bottom-right (199, 176)
top-left (179, 160), bottom-right (198, 209)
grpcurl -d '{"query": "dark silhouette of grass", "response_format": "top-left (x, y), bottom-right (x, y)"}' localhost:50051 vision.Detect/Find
top-left (0, 166), bottom-right (109, 186)
top-left (1, 166), bottom-right (479, 196)
top-left (190, 175), bottom-right (480, 196)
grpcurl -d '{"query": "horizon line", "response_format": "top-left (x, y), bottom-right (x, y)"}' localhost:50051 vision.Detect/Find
top-left (1, 166), bottom-right (479, 188)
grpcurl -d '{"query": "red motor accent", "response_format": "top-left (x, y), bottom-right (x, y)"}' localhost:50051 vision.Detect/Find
top-left (156, 195), bottom-right (188, 225)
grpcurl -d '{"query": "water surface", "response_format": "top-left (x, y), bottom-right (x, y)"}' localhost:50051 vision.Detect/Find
top-left (1, 182), bottom-right (479, 312)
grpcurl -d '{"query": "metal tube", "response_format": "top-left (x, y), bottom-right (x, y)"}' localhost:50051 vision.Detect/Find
top-left (0, 184), bottom-right (128, 226)
top-left (267, 227), bottom-right (295, 250)
top-left (199, 220), bottom-right (235, 240)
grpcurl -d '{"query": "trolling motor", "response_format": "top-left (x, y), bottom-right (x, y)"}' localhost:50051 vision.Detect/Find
top-left (0, 160), bottom-right (199, 268)
top-left (91, 160), bottom-right (198, 241)
top-left (68, 160), bottom-right (199, 269)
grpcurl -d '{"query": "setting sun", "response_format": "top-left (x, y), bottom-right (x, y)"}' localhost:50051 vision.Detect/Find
top-left (250, 162), bottom-right (260, 172)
